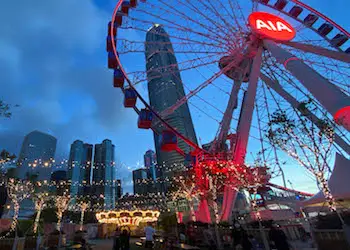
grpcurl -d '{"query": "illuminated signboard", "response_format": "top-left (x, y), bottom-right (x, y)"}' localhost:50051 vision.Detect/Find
top-left (248, 12), bottom-right (296, 41)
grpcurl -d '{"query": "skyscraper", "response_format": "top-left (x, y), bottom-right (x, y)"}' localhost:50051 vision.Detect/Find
top-left (144, 149), bottom-right (161, 194)
top-left (17, 130), bottom-right (57, 180)
top-left (144, 149), bottom-right (157, 181)
top-left (115, 179), bottom-right (122, 202)
top-left (67, 140), bottom-right (93, 199)
top-left (92, 139), bottom-right (115, 210)
top-left (145, 24), bottom-right (198, 178)
top-left (132, 168), bottom-right (148, 195)
top-left (50, 170), bottom-right (68, 196)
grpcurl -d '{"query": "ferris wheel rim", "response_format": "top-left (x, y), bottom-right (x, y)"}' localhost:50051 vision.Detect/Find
top-left (110, 0), bottom-right (349, 157)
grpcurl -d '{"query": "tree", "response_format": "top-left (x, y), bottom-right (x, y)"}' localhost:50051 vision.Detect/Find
top-left (1, 179), bottom-right (34, 239)
top-left (0, 149), bottom-right (16, 165)
top-left (267, 105), bottom-right (336, 212)
top-left (168, 170), bottom-right (199, 222)
top-left (55, 195), bottom-right (71, 231)
top-left (75, 197), bottom-right (90, 231)
top-left (0, 101), bottom-right (12, 118)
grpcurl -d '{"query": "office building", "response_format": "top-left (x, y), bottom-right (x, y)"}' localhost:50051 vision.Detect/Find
top-left (92, 139), bottom-right (115, 210)
top-left (115, 179), bottom-right (122, 202)
top-left (17, 130), bottom-right (57, 180)
top-left (67, 140), bottom-right (93, 199)
top-left (132, 168), bottom-right (148, 195)
top-left (145, 24), bottom-right (198, 179)
top-left (144, 150), bottom-right (157, 180)
top-left (50, 170), bottom-right (68, 196)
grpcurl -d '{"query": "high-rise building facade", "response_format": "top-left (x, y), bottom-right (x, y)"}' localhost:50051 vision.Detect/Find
top-left (144, 149), bottom-right (162, 194)
top-left (144, 149), bottom-right (157, 180)
top-left (115, 179), bottom-right (122, 202)
top-left (145, 25), bottom-right (198, 178)
top-left (50, 170), bottom-right (68, 196)
top-left (17, 130), bottom-right (57, 180)
top-left (67, 140), bottom-right (93, 199)
top-left (92, 139), bottom-right (115, 210)
top-left (132, 168), bottom-right (148, 195)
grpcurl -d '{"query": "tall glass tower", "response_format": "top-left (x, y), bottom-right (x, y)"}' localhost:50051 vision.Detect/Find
top-left (67, 140), bottom-right (93, 200)
top-left (92, 139), bottom-right (115, 210)
top-left (17, 130), bottom-right (57, 180)
top-left (145, 24), bottom-right (198, 178)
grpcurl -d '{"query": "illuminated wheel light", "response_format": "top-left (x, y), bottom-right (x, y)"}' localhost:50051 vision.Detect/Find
top-left (248, 12), bottom-right (296, 41)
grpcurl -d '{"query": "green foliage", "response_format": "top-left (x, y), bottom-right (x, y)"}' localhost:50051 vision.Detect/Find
top-left (0, 101), bottom-right (11, 118)
top-left (66, 210), bottom-right (97, 224)
top-left (40, 207), bottom-right (58, 223)
top-left (6, 168), bottom-right (17, 179)
top-left (267, 110), bottom-right (295, 147)
top-left (0, 149), bottom-right (16, 161)
top-left (159, 212), bottom-right (177, 232)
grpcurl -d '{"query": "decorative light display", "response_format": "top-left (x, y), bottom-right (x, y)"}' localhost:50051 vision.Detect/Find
top-left (55, 195), bottom-right (71, 231)
top-left (168, 171), bottom-right (200, 222)
top-left (78, 201), bottom-right (90, 231)
top-left (268, 105), bottom-right (338, 212)
top-left (95, 209), bottom-right (160, 226)
top-left (0, 179), bottom-right (34, 239)
top-left (33, 192), bottom-right (50, 234)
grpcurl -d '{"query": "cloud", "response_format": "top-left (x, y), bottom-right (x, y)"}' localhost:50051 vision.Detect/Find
top-left (0, 1), bottom-right (135, 159)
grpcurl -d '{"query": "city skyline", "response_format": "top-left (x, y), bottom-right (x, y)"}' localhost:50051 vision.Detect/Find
top-left (0, 129), bottom-right (156, 195)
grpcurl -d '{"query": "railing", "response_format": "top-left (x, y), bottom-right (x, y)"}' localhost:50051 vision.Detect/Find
top-left (312, 229), bottom-right (350, 250)
top-left (0, 237), bottom-right (25, 250)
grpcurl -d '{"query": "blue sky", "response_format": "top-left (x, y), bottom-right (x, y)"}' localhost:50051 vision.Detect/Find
top-left (0, 0), bottom-right (349, 193)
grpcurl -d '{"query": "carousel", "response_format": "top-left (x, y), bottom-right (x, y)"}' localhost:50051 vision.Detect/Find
top-left (95, 209), bottom-right (160, 236)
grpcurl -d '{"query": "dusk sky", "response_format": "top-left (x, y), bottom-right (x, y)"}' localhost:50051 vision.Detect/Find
top-left (0, 0), bottom-right (349, 193)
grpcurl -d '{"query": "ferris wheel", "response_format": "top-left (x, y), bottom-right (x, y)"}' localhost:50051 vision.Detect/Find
top-left (107, 0), bottom-right (350, 221)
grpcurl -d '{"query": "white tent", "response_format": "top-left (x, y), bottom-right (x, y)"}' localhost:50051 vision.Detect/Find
top-left (300, 153), bottom-right (350, 208)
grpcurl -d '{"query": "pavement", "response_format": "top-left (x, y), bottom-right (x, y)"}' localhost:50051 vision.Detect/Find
top-left (89, 238), bottom-right (141, 250)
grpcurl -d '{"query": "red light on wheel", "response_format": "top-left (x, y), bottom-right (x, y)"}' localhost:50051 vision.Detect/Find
top-left (248, 12), bottom-right (296, 41)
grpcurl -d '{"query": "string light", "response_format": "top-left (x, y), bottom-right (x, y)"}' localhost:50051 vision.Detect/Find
top-left (268, 108), bottom-right (337, 212)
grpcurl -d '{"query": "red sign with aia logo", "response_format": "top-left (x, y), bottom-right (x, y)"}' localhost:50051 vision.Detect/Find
top-left (249, 12), bottom-right (296, 41)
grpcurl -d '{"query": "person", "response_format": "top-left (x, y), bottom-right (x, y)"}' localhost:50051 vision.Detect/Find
top-left (79, 238), bottom-right (90, 250)
top-left (248, 235), bottom-right (259, 250)
top-left (113, 227), bottom-right (121, 250)
top-left (144, 222), bottom-right (156, 249)
top-left (120, 229), bottom-right (130, 250)
top-left (186, 223), bottom-right (196, 245)
top-left (241, 229), bottom-right (252, 250)
top-left (203, 224), bottom-right (216, 250)
top-left (269, 225), bottom-right (290, 250)
top-left (231, 223), bottom-right (242, 248)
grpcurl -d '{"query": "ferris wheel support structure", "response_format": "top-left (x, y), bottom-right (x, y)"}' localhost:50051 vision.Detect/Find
top-left (264, 40), bottom-right (350, 131)
top-left (283, 41), bottom-right (350, 64)
top-left (260, 73), bottom-right (350, 156)
top-left (221, 46), bottom-right (263, 221)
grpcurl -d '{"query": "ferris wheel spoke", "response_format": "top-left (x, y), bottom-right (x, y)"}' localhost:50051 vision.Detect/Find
top-left (159, 54), bottom-right (246, 119)
top-left (260, 81), bottom-right (286, 185)
top-left (118, 26), bottom-right (226, 51)
top-left (282, 41), bottom-right (350, 63)
top-left (264, 39), bottom-right (350, 130)
top-left (119, 50), bottom-right (225, 55)
top-left (117, 38), bottom-right (225, 50)
top-left (162, 0), bottom-right (233, 43)
top-left (197, 0), bottom-right (240, 37)
top-left (260, 72), bottom-right (350, 156)
top-left (129, 55), bottom-right (221, 84)
top-left (182, 0), bottom-right (240, 37)
top-left (134, 5), bottom-right (227, 46)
